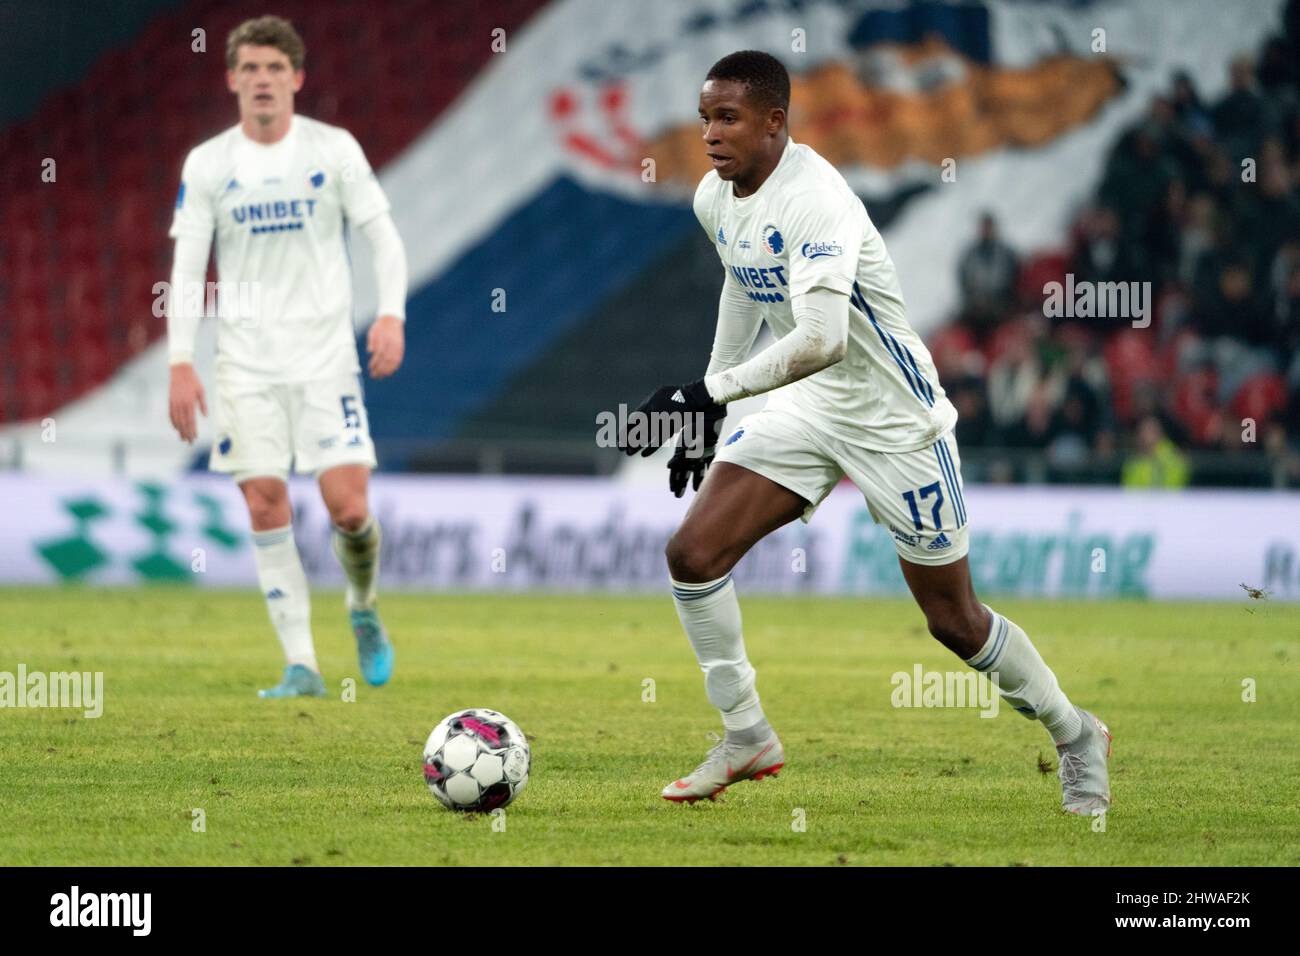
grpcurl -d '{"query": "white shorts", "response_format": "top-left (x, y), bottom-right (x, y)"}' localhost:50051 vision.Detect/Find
top-left (714, 407), bottom-right (969, 566)
top-left (209, 373), bottom-right (378, 480)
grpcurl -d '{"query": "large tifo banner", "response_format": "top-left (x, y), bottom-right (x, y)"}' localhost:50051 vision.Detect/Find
top-left (0, 475), bottom-right (1296, 601)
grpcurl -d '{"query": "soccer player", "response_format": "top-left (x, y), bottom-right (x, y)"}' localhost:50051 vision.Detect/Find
top-left (622, 51), bottom-right (1112, 815)
top-left (166, 16), bottom-right (407, 698)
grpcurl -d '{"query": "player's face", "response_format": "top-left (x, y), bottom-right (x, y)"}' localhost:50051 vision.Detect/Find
top-left (226, 44), bottom-right (304, 125)
top-left (698, 79), bottom-right (782, 184)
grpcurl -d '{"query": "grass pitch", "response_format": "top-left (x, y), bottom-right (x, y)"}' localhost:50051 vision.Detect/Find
top-left (1, 588), bottom-right (1296, 866)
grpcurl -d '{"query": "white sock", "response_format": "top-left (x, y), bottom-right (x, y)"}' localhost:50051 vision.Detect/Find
top-left (965, 605), bottom-right (1082, 744)
top-left (251, 525), bottom-right (317, 671)
top-left (671, 574), bottom-right (766, 734)
top-left (332, 515), bottom-right (381, 610)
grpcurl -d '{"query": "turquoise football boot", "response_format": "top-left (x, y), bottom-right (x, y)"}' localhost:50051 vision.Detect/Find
top-left (258, 663), bottom-right (326, 699)
top-left (350, 608), bottom-right (394, 686)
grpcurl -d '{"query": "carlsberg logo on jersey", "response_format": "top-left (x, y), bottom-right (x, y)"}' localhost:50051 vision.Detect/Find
top-left (802, 241), bottom-right (843, 259)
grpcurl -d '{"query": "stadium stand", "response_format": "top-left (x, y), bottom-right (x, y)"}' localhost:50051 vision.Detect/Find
top-left (940, 1), bottom-right (1300, 485)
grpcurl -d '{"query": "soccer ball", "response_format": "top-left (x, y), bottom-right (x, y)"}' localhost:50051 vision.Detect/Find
top-left (422, 708), bottom-right (530, 812)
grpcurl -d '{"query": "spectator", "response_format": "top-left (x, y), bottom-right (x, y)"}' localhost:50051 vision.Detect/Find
top-left (1098, 120), bottom-right (1179, 241)
top-left (985, 320), bottom-right (1042, 442)
top-left (1257, 36), bottom-right (1297, 97)
top-left (1212, 55), bottom-right (1268, 162)
top-left (1073, 206), bottom-right (1144, 288)
top-left (1170, 71), bottom-right (1213, 139)
top-left (958, 212), bottom-right (1019, 337)
top-left (1177, 193), bottom-right (1218, 286)
top-left (1192, 259), bottom-right (1271, 346)
top-left (1269, 243), bottom-right (1300, 361)
top-left (1122, 416), bottom-right (1191, 488)
top-left (951, 373), bottom-right (993, 448)
top-left (1240, 146), bottom-right (1300, 282)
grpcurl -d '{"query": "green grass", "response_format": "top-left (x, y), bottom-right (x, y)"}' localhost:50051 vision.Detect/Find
top-left (1, 588), bottom-right (1297, 866)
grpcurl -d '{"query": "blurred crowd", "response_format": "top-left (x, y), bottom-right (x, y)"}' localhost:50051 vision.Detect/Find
top-left (933, 3), bottom-right (1300, 486)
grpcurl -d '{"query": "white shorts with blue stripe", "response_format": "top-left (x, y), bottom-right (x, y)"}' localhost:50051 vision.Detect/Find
top-left (714, 407), bottom-right (969, 566)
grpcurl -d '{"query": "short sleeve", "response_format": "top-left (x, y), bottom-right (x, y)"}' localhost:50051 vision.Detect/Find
top-left (337, 130), bottom-right (390, 227)
top-left (168, 149), bottom-right (215, 241)
top-left (782, 189), bottom-right (864, 299)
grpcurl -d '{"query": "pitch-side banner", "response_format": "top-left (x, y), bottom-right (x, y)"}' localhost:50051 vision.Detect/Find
top-left (0, 475), bottom-right (1295, 601)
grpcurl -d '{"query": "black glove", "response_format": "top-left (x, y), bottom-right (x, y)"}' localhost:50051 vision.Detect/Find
top-left (619, 379), bottom-right (726, 459)
top-left (668, 438), bottom-right (717, 497)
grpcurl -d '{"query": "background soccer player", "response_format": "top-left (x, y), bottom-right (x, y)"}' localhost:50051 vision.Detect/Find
top-left (166, 16), bottom-right (408, 698)
top-left (623, 51), bottom-right (1112, 814)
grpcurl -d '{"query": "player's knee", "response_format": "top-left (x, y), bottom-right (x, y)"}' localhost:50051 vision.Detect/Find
top-left (328, 497), bottom-right (369, 533)
top-left (924, 603), bottom-right (987, 652)
top-left (665, 529), bottom-right (728, 583)
top-left (925, 616), bottom-right (964, 649)
top-left (241, 482), bottom-right (290, 529)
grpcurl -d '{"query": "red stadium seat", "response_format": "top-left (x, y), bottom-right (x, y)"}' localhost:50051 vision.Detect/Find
top-left (1104, 329), bottom-right (1161, 423)
top-left (983, 316), bottom-right (1034, 365)
top-left (1230, 372), bottom-right (1288, 425)
top-left (927, 324), bottom-right (978, 378)
top-left (1172, 366), bottom-right (1219, 444)
top-left (1017, 251), bottom-right (1069, 306)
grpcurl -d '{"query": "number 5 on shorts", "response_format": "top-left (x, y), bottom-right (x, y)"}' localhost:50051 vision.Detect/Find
top-left (901, 482), bottom-right (944, 532)
top-left (341, 396), bottom-right (360, 429)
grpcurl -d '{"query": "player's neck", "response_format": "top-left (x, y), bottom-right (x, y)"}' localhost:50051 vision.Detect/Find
top-left (730, 135), bottom-right (788, 199)
top-left (240, 111), bottom-right (294, 145)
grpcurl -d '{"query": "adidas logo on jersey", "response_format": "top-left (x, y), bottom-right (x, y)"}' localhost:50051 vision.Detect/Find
top-left (927, 533), bottom-right (952, 551)
top-left (265, 588), bottom-right (287, 599)
top-left (670, 389), bottom-right (685, 403)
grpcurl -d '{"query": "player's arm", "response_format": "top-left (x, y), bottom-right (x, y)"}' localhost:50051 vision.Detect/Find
top-left (702, 284), bottom-right (848, 402)
top-left (695, 178), bottom-right (762, 377)
top-left (706, 276), bottom-right (764, 376)
top-left (339, 130), bottom-right (408, 379)
top-left (166, 154), bottom-right (215, 444)
top-left (658, 276), bottom-right (764, 495)
top-left (620, 185), bottom-right (757, 492)
top-left (704, 190), bottom-right (857, 402)
top-left (359, 211), bottom-right (408, 379)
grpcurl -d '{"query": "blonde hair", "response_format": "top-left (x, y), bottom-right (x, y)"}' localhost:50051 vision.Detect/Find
top-left (226, 15), bottom-right (305, 70)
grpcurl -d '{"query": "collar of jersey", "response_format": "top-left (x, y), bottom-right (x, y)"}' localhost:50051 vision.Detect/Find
top-left (238, 112), bottom-right (298, 149)
top-left (728, 136), bottom-right (796, 212)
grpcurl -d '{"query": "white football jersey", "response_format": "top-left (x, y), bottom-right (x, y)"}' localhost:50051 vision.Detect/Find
top-left (694, 137), bottom-right (957, 452)
top-left (169, 114), bottom-right (390, 384)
